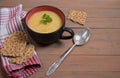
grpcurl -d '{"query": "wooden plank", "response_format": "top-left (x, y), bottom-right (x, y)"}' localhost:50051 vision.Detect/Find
top-left (22, 8), bottom-right (120, 17)
top-left (30, 71), bottom-right (120, 78)
top-left (1, 1), bottom-right (120, 29)
top-left (1, 1), bottom-right (120, 18)
top-left (0, 0), bottom-right (120, 9)
top-left (40, 55), bottom-right (120, 71)
top-left (66, 18), bottom-right (120, 28)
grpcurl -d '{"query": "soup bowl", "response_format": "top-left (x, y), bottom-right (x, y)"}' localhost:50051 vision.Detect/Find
top-left (22, 5), bottom-right (74, 44)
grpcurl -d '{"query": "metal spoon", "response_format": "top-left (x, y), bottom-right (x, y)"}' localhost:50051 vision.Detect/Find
top-left (46, 27), bottom-right (91, 76)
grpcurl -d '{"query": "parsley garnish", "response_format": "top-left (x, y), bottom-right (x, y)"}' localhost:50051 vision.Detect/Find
top-left (40, 14), bottom-right (52, 25)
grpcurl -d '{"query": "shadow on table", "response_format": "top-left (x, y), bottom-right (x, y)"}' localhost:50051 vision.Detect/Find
top-left (0, 58), bottom-right (9, 78)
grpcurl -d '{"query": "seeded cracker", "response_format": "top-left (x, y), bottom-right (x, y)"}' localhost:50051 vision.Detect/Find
top-left (67, 10), bottom-right (87, 25)
top-left (0, 31), bottom-right (27, 57)
top-left (9, 44), bottom-right (34, 64)
top-left (0, 31), bottom-right (35, 64)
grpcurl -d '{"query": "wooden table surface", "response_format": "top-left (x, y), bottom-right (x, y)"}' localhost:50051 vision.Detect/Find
top-left (0, 0), bottom-right (120, 78)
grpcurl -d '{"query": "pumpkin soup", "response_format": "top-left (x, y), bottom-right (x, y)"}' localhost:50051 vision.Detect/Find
top-left (27, 11), bottom-right (62, 33)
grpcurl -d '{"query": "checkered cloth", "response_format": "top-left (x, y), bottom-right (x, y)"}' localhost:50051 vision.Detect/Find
top-left (0, 4), bottom-right (41, 78)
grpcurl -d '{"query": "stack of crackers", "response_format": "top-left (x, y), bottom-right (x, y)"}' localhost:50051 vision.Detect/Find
top-left (0, 31), bottom-right (34, 64)
top-left (67, 10), bottom-right (87, 25)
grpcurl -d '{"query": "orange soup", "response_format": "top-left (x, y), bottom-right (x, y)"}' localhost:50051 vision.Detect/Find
top-left (27, 11), bottom-right (62, 33)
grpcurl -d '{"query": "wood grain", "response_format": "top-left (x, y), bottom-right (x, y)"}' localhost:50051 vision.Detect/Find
top-left (0, 0), bottom-right (120, 78)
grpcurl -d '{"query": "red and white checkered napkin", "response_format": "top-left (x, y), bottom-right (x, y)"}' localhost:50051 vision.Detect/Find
top-left (0, 4), bottom-right (41, 78)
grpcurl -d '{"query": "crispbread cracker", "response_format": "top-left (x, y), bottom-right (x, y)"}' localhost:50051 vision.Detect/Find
top-left (67, 10), bottom-right (87, 25)
top-left (0, 31), bottom-right (35, 64)
top-left (9, 44), bottom-right (34, 64)
top-left (0, 31), bottom-right (27, 57)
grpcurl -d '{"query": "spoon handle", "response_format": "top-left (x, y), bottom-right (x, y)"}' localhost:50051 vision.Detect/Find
top-left (46, 44), bottom-right (76, 76)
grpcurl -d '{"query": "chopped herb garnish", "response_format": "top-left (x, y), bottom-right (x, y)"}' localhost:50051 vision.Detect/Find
top-left (40, 14), bottom-right (52, 25)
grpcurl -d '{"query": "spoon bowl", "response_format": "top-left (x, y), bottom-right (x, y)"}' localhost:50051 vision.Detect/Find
top-left (74, 28), bottom-right (90, 45)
